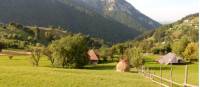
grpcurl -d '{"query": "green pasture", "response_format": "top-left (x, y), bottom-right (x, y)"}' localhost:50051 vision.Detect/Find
top-left (144, 54), bottom-right (199, 85)
top-left (0, 55), bottom-right (157, 87)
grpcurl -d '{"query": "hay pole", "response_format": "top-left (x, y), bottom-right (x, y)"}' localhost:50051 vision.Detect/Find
top-left (160, 65), bottom-right (162, 87)
top-left (170, 64), bottom-right (173, 87)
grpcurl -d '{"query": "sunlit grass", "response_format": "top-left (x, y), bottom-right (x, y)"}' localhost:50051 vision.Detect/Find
top-left (144, 55), bottom-right (199, 85)
top-left (0, 55), bottom-right (158, 87)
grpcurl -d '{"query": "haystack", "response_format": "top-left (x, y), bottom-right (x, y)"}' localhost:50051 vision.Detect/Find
top-left (116, 58), bottom-right (130, 72)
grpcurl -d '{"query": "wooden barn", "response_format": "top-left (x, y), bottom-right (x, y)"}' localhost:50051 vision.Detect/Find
top-left (156, 53), bottom-right (185, 65)
top-left (88, 49), bottom-right (99, 65)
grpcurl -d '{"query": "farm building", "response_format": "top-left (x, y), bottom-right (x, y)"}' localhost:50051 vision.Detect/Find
top-left (156, 53), bottom-right (185, 65)
top-left (88, 49), bottom-right (99, 65)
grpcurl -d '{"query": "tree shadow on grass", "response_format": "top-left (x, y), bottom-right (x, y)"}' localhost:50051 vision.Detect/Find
top-left (129, 71), bottom-right (139, 73)
top-left (148, 66), bottom-right (171, 70)
top-left (84, 64), bottom-right (116, 70)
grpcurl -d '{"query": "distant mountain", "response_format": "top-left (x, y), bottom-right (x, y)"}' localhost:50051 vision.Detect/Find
top-left (0, 0), bottom-right (160, 43)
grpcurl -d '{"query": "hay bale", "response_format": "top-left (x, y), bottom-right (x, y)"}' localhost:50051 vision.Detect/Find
top-left (116, 58), bottom-right (130, 72)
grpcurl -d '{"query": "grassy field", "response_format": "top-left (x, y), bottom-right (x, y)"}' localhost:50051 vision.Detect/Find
top-left (144, 54), bottom-right (199, 85)
top-left (0, 55), bottom-right (158, 87)
top-left (0, 55), bottom-right (198, 87)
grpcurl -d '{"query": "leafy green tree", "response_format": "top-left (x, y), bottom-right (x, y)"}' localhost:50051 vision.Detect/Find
top-left (50, 34), bottom-right (89, 68)
top-left (183, 42), bottom-right (198, 61)
top-left (125, 47), bottom-right (144, 69)
top-left (171, 37), bottom-right (189, 56)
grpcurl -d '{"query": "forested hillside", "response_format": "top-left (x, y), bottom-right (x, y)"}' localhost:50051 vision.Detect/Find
top-left (0, 23), bottom-right (105, 49)
top-left (112, 13), bottom-right (199, 61)
top-left (0, 0), bottom-right (160, 43)
top-left (64, 0), bottom-right (161, 31)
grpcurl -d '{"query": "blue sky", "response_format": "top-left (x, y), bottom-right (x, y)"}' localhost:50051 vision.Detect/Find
top-left (126, 0), bottom-right (199, 24)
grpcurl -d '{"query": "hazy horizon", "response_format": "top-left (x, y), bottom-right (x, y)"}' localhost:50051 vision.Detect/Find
top-left (126, 0), bottom-right (199, 24)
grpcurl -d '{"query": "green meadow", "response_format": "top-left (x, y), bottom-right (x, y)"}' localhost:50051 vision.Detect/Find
top-left (144, 55), bottom-right (199, 85)
top-left (0, 56), bottom-right (157, 87)
top-left (0, 55), bottom-right (198, 87)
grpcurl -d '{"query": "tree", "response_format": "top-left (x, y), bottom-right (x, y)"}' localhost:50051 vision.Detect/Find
top-left (0, 42), bottom-right (4, 52)
top-left (50, 34), bottom-right (89, 68)
top-left (125, 47), bottom-right (144, 69)
top-left (99, 47), bottom-right (114, 62)
top-left (171, 37), bottom-right (189, 56)
top-left (183, 42), bottom-right (198, 61)
top-left (30, 44), bottom-right (43, 66)
top-left (43, 47), bottom-right (54, 65)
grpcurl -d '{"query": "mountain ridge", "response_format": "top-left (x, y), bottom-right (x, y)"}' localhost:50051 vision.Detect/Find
top-left (0, 0), bottom-right (160, 43)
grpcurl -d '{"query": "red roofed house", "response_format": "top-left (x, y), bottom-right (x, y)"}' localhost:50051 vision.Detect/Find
top-left (88, 49), bottom-right (99, 65)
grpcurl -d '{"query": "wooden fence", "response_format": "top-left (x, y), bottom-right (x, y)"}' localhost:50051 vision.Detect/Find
top-left (139, 65), bottom-right (198, 87)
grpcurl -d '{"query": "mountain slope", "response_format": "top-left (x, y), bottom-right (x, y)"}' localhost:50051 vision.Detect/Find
top-left (137, 13), bottom-right (199, 42)
top-left (69, 0), bottom-right (161, 31)
top-left (115, 13), bottom-right (199, 54)
top-left (0, 0), bottom-right (160, 43)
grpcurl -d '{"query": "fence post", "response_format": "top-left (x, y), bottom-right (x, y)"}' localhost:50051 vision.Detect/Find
top-left (184, 65), bottom-right (188, 87)
top-left (170, 64), bottom-right (173, 87)
top-left (152, 72), bottom-right (155, 80)
top-left (147, 67), bottom-right (149, 78)
top-left (142, 66), bottom-right (144, 74)
top-left (144, 66), bottom-right (146, 77)
top-left (149, 68), bottom-right (151, 79)
top-left (160, 65), bottom-right (162, 87)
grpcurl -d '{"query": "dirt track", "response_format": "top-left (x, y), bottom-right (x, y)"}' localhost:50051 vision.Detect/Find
top-left (0, 50), bottom-right (31, 56)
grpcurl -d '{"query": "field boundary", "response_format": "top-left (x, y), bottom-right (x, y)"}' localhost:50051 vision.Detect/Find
top-left (139, 65), bottom-right (198, 87)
